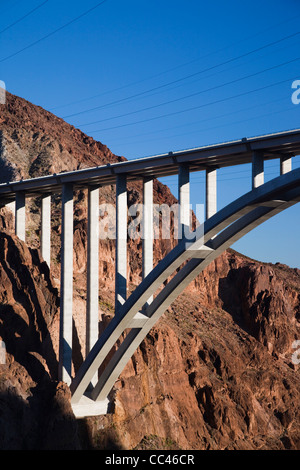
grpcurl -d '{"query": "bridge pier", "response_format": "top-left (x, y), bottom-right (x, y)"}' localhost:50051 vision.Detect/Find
top-left (115, 174), bottom-right (127, 315)
top-left (280, 155), bottom-right (292, 175)
top-left (252, 151), bottom-right (264, 189)
top-left (59, 183), bottom-right (74, 385)
top-left (142, 177), bottom-right (153, 279)
top-left (178, 163), bottom-right (190, 238)
top-left (206, 168), bottom-right (217, 219)
top-left (87, 186), bottom-right (100, 384)
top-left (41, 194), bottom-right (51, 267)
top-left (142, 177), bottom-right (153, 307)
top-left (15, 191), bottom-right (26, 241)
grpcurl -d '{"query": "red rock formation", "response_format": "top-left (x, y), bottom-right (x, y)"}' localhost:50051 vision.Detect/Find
top-left (100, 251), bottom-right (300, 450)
top-left (0, 92), bottom-right (299, 450)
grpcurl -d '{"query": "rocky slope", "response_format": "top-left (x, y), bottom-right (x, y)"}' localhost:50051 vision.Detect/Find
top-left (0, 92), bottom-right (299, 450)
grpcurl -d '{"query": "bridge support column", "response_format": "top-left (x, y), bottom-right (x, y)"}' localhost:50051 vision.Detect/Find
top-left (59, 183), bottom-right (74, 385)
top-left (142, 177), bottom-right (153, 306)
top-left (142, 177), bottom-right (153, 279)
top-left (280, 155), bottom-right (292, 175)
top-left (252, 151), bottom-right (264, 189)
top-left (15, 191), bottom-right (26, 241)
top-left (206, 168), bottom-right (217, 219)
top-left (178, 164), bottom-right (190, 239)
top-left (115, 175), bottom-right (127, 315)
top-left (41, 194), bottom-right (51, 267)
top-left (87, 187), bottom-right (99, 377)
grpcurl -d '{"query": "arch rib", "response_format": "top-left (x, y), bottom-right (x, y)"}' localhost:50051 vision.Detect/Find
top-left (70, 168), bottom-right (300, 406)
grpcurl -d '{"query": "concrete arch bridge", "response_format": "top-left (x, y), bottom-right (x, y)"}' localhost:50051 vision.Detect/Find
top-left (1, 129), bottom-right (300, 417)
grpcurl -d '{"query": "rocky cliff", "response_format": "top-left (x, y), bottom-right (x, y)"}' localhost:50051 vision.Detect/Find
top-left (0, 92), bottom-right (299, 450)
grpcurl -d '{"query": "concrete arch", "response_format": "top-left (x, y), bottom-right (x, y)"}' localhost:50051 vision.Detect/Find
top-left (70, 168), bottom-right (300, 408)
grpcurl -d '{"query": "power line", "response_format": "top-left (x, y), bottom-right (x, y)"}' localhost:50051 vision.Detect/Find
top-left (0, 0), bottom-right (110, 63)
top-left (108, 96), bottom-right (287, 144)
top-left (87, 76), bottom-right (295, 133)
top-left (166, 165), bottom-right (275, 183)
top-left (159, 159), bottom-right (300, 186)
top-left (49, 11), bottom-right (300, 112)
top-left (166, 170), bottom-right (280, 186)
top-left (111, 103), bottom-right (294, 149)
top-left (108, 36), bottom-right (300, 114)
top-left (111, 105), bottom-right (296, 155)
top-left (0, 0), bottom-right (49, 35)
top-left (63, 28), bottom-right (300, 120)
top-left (77, 58), bottom-right (299, 128)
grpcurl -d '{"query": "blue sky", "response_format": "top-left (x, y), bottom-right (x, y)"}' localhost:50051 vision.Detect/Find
top-left (1, 0), bottom-right (300, 267)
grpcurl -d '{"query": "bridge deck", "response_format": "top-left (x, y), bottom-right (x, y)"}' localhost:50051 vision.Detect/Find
top-left (0, 128), bottom-right (300, 202)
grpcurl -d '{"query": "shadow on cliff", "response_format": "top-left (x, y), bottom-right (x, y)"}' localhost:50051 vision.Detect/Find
top-left (77, 419), bottom-right (125, 450)
top-left (0, 388), bottom-right (38, 449)
top-left (0, 231), bottom-right (124, 450)
top-left (218, 266), bottom-right (259, 338)
top-left (0, 386), bottom-right (81, 450)
top-left (0, 236), bottom-right (59, 383)
top-left (0, 386), bottom-right (124, 450)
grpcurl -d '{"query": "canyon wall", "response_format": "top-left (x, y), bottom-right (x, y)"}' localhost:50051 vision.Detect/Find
top-left (0, 92), bottom-right (299, 450)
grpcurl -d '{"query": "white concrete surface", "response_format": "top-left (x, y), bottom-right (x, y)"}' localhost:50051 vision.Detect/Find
top-left (59, 183), bottom-right (74, 386)
top-left (206, 168), bottom-right (217, 219)
top-left (15, 192), bottom-right (25, 241)
top-left (41, 194), bottom-right (51, 267)
top-left (252, 151), bottom-right (264, 189)
top-left (115, 175), bottom-right (127, 315)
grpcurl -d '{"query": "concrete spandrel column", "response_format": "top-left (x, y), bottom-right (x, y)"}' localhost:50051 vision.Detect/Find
top-left (252, 151), bottom-right (264, 189)
top-left (142, 177), bottom-right (153, 306)
top-left (142, 177), bottom-right (153, 279)
top-left (178, 164), bottom-right (190, 239)
top-left (41, 194), bottom-right (51, 267)
top-left (115, 174), bottom-right (127, 316)
top-left (59, 183), bottom-right (74, 385)
top-left (206, 168), bottom-right (217, 220)
top-left (87, 186), bottom-right (99, 359)
top-left (15, 192), bottom-right (26, 241)
top-left (280, 155), bottom-right (292, 175)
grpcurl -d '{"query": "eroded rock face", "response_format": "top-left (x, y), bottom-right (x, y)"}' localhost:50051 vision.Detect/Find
top-left (0, 230), bottom-right (80, 449)
top-left (0, 92), bottom-right (124, 182)
top-left (84, 251), bottom-right (300, 451)
top-left (0, 92), bottom-right (299, 450)
top-left (0, 231), bottom-right (58, 376)
top-left (193, 251), bottom-right (300, 358)
top-left (0, 231), bottom-right (299, 449)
